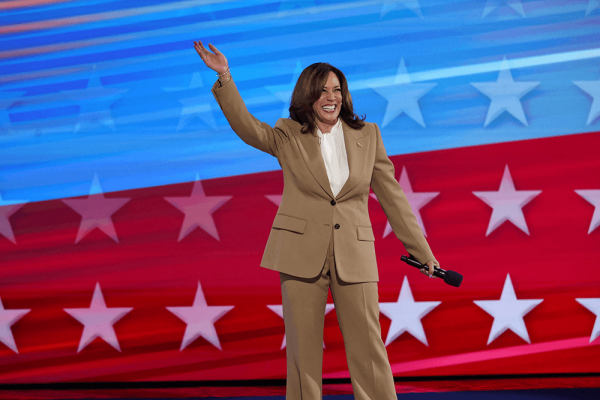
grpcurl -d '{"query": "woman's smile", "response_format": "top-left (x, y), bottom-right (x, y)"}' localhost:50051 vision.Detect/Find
top-left (313, 71), bottom-right (342, 131)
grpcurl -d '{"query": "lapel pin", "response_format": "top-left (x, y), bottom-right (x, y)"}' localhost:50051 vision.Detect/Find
top-left (357, 142), bottom-right (362, 147)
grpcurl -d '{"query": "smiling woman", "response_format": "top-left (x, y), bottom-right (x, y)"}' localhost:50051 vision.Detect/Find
top-left (289, 63), bottom-right (366, 134)
top-left (194, 39), bottom-right (440, 400)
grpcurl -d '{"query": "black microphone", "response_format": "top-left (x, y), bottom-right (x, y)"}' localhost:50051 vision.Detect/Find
top-left (400, 255), bottom-right (463, 288)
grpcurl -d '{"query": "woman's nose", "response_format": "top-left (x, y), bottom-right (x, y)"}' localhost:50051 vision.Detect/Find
top-left (326, 90), bottom-right (335, 100)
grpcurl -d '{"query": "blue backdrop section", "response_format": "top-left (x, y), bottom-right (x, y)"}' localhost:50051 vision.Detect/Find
top-left (0, 0), bottom-right (599, 203)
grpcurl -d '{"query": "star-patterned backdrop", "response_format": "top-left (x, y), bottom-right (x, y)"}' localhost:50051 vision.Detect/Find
top-left (1, 0), bottom-right (600, 383)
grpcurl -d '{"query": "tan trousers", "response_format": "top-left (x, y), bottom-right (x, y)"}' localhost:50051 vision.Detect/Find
top-left (279, 231), bottom-right (397, 400)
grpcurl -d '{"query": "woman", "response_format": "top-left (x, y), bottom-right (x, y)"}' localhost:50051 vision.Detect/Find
top-left (194, 40), bottom-right (439, 400)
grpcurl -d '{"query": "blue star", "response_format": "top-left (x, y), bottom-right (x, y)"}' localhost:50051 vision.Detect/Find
top-left (587, 0), bottom-right (599, 16)
top-left (0, 90), bottom-right (26, 135)
top-left (574, 77), bottom-right (600, 125)
top-left (381, 0), bottom-right (423, 18)
top-left (265, 61), bottom-right (303, 119)
top-left (371, 58), bottom-right (436, 128)
top-left (73, 67), bottom-right (127, 133)
top-left (164, 72), bottom-right (217, 130)
top-left (482, 0), bottom-right (525, 18)
top-left (471, 58), bottom-right (539, 127)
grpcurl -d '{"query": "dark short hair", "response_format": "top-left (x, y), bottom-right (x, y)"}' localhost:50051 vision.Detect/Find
top-left (289, 63), bottom-right (365, 134)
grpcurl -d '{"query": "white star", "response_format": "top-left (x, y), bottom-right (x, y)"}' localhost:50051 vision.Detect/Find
top-left (73, 68), bottom-right (127, 133)
top-left (64, 283), bottom-right (133, 352)
top-left (574, 78), bottom-right (600, 125)
top-left (371, 58), bottom-right (436, 127)
top-left (165, 179), bottom-right (231, 241)
top-left (474, 274), bottom-right (543, 344)
top-left (576, 297), bottom-right (600, 343)
top-left (586, 0), bottom-right (599, 16)
top-left (267, 304), bottom-right (335, 350)
top-left (265, 61), bottom-right (302, 119)
top-left (0, 194), bottom-right (28, 244)
top-left (380, 0), bottom-right (423, 17)
top-left (379, 276), bottom-right (440, 346)
top-left (167, 281), bottom-right (234, 351)
top-left (575, 190), bottom-right (600, 234)
top-left (482, 0), bottom-right (525, 17)
top-left (0, 90), bottom-right (26, 135)
top-left (370, 166), bottom-right (438, 238)
top-left (0, 297), bottom-right (30, 354)
top-left (471, 57), bottom-right (538, 127)
top-left (62, 174), bottom-right (130, 243)
top-left (163, 72), bottom-right (217, 130)
top-left (473, 165), bottom-right (541, 236)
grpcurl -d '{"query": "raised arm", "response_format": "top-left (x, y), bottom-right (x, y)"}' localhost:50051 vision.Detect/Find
top-left (194, 40), bottom-right (288, 156)
top-left (370, 124), bottom-right (439, 277)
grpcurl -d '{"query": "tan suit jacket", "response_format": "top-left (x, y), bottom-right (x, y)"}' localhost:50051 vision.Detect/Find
top-left (212, 78), bottom-right (435, 283)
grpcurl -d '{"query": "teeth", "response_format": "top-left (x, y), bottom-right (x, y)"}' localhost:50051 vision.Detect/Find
top-left (322, 105), bottom-right (335, 111)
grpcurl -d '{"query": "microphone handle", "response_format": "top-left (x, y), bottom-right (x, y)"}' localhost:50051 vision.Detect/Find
top-left (400, 255), bottom-right (446, 278)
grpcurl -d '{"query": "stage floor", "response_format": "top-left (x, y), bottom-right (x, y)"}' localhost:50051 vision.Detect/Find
top-left (1, 376), bottom-right (599, 399)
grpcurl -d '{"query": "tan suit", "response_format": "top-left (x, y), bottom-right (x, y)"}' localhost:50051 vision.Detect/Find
top-left (211, 78), bottom-right (434, 281)
top-left (212, 77), bottom-right (435, 399)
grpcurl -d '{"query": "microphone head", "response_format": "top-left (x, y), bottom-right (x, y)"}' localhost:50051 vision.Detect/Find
top-left (443, 270), bottom-right (463, 287)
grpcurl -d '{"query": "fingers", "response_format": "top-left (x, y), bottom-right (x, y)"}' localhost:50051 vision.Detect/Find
top-left (194, 40), bottom-right (210, 55)
top-left (193, 41), bottom-right (205, 58)
top-left (423, 260), bottom-right (438, 279)
top-left (208, 43), bottom-right (222, 55)
top-left (192, 40), bottom-right (227, 74)
top-left (428, 264), bottom-right (436, 278)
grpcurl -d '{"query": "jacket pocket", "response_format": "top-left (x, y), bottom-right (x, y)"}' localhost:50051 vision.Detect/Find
top-left (272, 214), bottom-right (307, 234)
top-left (357, 225), bottom-right (375, 241)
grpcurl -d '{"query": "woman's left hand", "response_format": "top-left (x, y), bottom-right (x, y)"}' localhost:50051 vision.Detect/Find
top-left (421, 259), bottom-right (439, 279)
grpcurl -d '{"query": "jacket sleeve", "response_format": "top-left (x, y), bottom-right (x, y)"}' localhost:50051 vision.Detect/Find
top-left (211, 77), bottom-right (289, 157)
top-left (370, 123), bottom-right (435, 265)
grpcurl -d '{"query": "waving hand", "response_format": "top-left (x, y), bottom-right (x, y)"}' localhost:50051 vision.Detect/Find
top-left (194, 40), bottom-right (228, 75)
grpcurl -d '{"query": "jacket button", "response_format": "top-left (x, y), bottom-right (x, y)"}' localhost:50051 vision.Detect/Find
top-left (334, 224), bottom-right (340, 229)
top-left (330, 200), bottom-right (336, 206)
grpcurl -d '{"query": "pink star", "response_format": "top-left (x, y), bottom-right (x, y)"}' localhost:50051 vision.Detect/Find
top-left (62, 175), bottom-right (130, 243)
top-left (0, 297), bottom-right (30, 354)
top-left (167, 282), bottom-right (234, 351)
top-left (165, 180), bottom-right (231, 241)
top-left (265, 195), bottom-right (282, 206)
top-left (0, 194), bottom-right (27, 244)
top-left (371, 166), bottom-right (439, 237)
top-left (64, 283), bottom-right (133, 353)
top-left (473, 165), bottom-right (541, 236)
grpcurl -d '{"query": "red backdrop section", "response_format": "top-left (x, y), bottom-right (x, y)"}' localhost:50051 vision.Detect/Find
top-left (1, 132), bottom-right (599, 383)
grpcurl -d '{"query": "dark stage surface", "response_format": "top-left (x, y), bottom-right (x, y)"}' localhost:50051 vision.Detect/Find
top-left (1, 376), bottom-right (599, 399)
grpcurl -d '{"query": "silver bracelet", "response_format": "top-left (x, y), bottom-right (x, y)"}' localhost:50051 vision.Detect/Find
top-left (219, 75), bottom-right (231, 84)
top-left (216, 67), bottom-right (230, 77)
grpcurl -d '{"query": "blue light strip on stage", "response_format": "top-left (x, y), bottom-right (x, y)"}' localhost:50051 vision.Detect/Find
top-left (0, 0), bottom-right (599, 203)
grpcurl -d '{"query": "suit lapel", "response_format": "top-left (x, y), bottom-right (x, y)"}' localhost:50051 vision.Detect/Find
top-left (336, 121), bottom-right (369, 200)
top-left (297, 130), bottom-right (335, 199)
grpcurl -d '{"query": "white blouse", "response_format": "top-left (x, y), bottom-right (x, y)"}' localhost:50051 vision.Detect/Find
top-left (316, 119), bottom-right (349, 197)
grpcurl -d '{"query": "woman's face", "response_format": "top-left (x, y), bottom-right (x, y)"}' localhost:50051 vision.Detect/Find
top-left (312, 71), bottom-right (342, 128)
